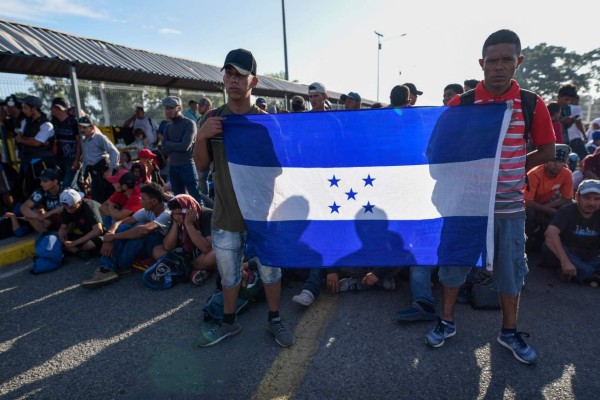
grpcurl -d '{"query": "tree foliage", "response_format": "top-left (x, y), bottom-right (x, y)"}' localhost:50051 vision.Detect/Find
top-left (516, 44), bottom-right (600, 101)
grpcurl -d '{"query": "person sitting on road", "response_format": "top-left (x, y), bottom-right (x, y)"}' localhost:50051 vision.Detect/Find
top-left (152, 194), bottom-right (216, 286)
top-left (20, 169), bottom-right (63, 234)
top-left (326, 267), bottom-right (398, 294)
top-left (81, 183), bottom-right (172, 288)
top-left (525, 143), bottom-right (574, 250)
top-left (543, 179), bottom-right (600, 285)
top-left (58, 188), bottom-right (104, 258)
top-left (99, 170), bottom-right (142, 227)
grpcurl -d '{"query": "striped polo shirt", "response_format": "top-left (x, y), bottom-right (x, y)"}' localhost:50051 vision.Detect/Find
top-left (448, 80), bottom-right (555, 217)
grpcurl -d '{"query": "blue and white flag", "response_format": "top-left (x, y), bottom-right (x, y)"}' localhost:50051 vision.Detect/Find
top-left (223, 104), bottom-right (511, 269)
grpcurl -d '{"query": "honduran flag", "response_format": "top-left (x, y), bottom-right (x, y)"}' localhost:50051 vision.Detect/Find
top-left (223, 103), bottom-right (512, 269)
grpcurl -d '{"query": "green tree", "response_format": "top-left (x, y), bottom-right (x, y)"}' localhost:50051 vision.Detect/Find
top-left (516, 44), bottom-right (600, 101)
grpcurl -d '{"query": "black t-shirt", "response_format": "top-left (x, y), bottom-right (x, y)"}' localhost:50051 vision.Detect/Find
top-left (29, 187), bottom-right (62, 211)
top-left (52, 115), bottom-right (79, 158)
top-left (550, 203), bottom-right (600, 249)
top-left (61, 199), bottom-right (103, 234)
top-left (177, 208), bottom-right (213, 257)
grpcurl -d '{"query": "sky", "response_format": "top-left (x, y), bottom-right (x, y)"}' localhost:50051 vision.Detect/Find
top-left (1, 0), bottom-right (599, 106)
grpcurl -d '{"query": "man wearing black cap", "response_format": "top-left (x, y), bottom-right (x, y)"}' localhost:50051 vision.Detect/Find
top-left (194, 48), bottom-right (293, 348)
top-left (340, 92), bottom-right (362, 110)
top-left (51, 97), bottom-right (81, 187)
top-left (403, 83), bottom-right (423, 106)
top-left (255, 97), bottom-right (268, 112)
top-left (20, 168), bottom-right (63, 233)
top-left (79, 115), bottom-right (120, 203)
top-left (14, 95), bottom-right (57, 197)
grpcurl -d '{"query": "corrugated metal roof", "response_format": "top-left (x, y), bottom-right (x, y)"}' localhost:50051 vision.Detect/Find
top-left (0, 19), bottom-right (371, 104)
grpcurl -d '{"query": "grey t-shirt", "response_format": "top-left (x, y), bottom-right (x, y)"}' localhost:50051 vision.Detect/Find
top-left (132, 204), bottom-right (171, 236)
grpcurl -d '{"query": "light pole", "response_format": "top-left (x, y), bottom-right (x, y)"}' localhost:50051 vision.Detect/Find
top-left (375, 31), bottom-right (383, 102)
top-left (281, 0), bottom-right (289, 81)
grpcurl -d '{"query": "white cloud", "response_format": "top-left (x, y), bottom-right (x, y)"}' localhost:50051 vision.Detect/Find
top-left (158, 28), bottom-right (182, 35)
top-left (0, 0), bottom-right (104, 22)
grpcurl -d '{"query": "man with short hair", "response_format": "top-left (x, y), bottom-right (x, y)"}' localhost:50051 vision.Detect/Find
top-left (124, 106), bottom-right (159, 150)
top-left (79, 116), bottom-right (120, 204)
top-left (308, 82), bottom-right (328, 111)
top-left (82, 182), bottom-right (171, 288)
top-left (403, 83), bottom-right (423, 106)
top-left (161, 96), bottom-right (205, 204)
top-left (543, 179), bottom-right (600, 284)
top-left (58, 188), bottom-right (104, 256)
top-left (340, 92), bottom-right (361, 110)
top-left (20, 169), bottom-right (63, 233)
top-left (255, 97), bottom-right (268, 112)
top-left (463, 79), bottom-right (479, 92)
top-left (183, 100), bottom-right (201, 124)
top-left (389, 85), bottom-right (411, 107)
top-left (14, 95), bottom-right (56, 197)
top-left (193, 48), bottom-right (293, 347)
top-left (424, 29), bottom-right (555, 365)
top-left (50, 97), bottom-right (81, 187)
top-left (443, 83), bottom-right (464, 106)
top-left (290, 95), bottom-right (306, 112)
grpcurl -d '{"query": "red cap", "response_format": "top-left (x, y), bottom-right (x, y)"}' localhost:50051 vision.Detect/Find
top-left (106, 169), bottom-right (130, 183)
top-left (137, 149), bottom-right (157, 159)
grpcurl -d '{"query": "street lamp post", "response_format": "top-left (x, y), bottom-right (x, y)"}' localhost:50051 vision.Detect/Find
top-left (281, 0), bottom-right (289, 81)
top-left (375, 31), bottom-right (383, 102)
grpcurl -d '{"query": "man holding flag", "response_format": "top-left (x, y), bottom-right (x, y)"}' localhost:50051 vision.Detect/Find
top-left (425, 29), bottom-right (555, 364)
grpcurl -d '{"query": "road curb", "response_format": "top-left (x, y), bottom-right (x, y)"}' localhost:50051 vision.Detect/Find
top-left (0, 237), bottom-right (35, 268)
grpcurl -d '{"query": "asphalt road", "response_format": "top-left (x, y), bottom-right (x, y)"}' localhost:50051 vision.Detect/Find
top-left (0, 251), bottom-right (598, 400)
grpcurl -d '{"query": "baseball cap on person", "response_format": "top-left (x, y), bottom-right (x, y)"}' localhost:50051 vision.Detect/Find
top-left (221, 48), bottom-right (257, 76)
top-left (554, 144), bottom-right (571, 163)
top-left (40, 169), bottom-right (60, 181)
top-left (578, 179), bottom-right (600, 195)
top-left (403, 83), bottom-right (423, 96)
top-left (162, 96), bottom-right (182, 108)
top-left (60, 188), bottom-right (82, 207)
top-left (51, 97), bottom-right (69, 111)
top-left (137, 149), bottom-right (157, 159)
top-left (340, 92), bottom-right (362, 103)
top-left (106, 169), bottom-right (135, 185)
top-left (78, 116), bottom-right (94, 126)
top-left (592, 131), bottom-right (600, 142)
top-left (308, 82), bottom-right (327, 94)
top-left (256, 97), bottom-right (267, 106)
top-left (19, 95), bottom-right (43, 109)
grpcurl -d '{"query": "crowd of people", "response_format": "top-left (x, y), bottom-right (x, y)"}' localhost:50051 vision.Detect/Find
top-left (1, 28), bottom-right (600, 364)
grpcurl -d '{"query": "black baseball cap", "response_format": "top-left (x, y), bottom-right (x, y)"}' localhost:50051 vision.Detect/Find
top-left (40, 169), bottom-right (60, 181)
top-left (221, 48), bottom-right (257, 76)
top-left (404, 83), bottom-right (423, 96)
top-left (78, 116), bottom-right (94, 126)
top-left (51, 97), bottom-right (69, 111)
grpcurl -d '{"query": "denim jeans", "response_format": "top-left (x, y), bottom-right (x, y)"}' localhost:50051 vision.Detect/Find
top-left (198, 169), bottom-right (209, 195)
top-left (169, 163), bottom-right (203, 204)
top-left (100, 224), bottom-right (163, 271)
top-left (569, 138), bottom-right (589, 161)
top-left (409, 266), bottom-right (435, 306)
top-left (542, 243), bottom-right (600, 283)
top-left (302, 268), bottom-right (324, 296)
top-left (59, 157), bottom-right (77, 189)
top-left (211, 228), bottom-right (281, 288)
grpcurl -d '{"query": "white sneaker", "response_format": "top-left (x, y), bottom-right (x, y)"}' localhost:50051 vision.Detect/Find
top-left (292, 289), bottom-right (315, 306)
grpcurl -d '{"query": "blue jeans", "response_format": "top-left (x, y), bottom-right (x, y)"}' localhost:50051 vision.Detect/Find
top-left (409, 266), bottom-right (435, 306)
top-left (211, 228), bottom-right (281, 288)
top-left (542, 243), bottom-right (600, 283)
top-left (169, 163), bottom-right (203, 204)
top-left (100, 224), bottom-right (163, 271)
top-left (569, 138), bottom-right (589, 161)
top-left (59, 157), bottom-right (77, 189)
top-left (302, 268), bottom-right (324, 296)
top-left (198, 169), bottom-right (209, 195)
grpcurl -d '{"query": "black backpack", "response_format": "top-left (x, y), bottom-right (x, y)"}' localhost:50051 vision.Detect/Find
top-left (460, 89), bottom-right (538, 142)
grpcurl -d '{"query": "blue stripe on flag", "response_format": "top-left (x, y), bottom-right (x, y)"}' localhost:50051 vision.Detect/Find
top-left (223, 104), bottom-right (508, 168)
top-left (244, 217), bottom-right (487, 268)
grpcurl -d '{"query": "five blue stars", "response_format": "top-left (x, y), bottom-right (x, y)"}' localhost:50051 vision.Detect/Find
top-left (362, 201), bottom-right (375, 213)
top-left (363, 174), bottom-right (376, 186)
top-left (329, 202), bottom-right (341, 213)
top-left (345, 188), bottom-right (358, 200)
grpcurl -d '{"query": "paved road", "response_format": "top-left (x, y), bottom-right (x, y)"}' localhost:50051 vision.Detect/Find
top-left (0, 252), bottom-right (598, 400)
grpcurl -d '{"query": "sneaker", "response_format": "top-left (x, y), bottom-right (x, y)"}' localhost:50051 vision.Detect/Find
top-left (425, 318), bottom-right (456, 348)
top-left (198, 319), bottom-right (242, 347)
top-left (81, 268), bottom-right (119, 288)
top-left (396, 302), bottom-right (437, 322)
top-left (292, 289), bottom-right (315, 306)
top-left (338, 277), bottom-right (368, 292)
top-left (190, 270), bottom-right (210, 286)
top-left (267, 317), bottom-right (294, 347)
top-left (497, 331), bottom-right (537, 364)
top-left (378, 276), bottom-right (396, 291)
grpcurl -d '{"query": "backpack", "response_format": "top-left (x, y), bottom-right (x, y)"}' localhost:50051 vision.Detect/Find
top-left (31, 232), bottom-right (63, 274)
top-left (469, 270), bottom-right (501, 310)
top-left (460, 88), bottom-right (537, 142)
top-left (141, 250), bottom-right (191, 290)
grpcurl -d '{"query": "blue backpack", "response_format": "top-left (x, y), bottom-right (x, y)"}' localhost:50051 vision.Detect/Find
top-left (142, 250), bottom-right (191, 290)
top-left (31, 232), bottom-right (64, 274)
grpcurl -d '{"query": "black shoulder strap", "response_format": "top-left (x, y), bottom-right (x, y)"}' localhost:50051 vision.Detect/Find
top-left (459, 89), bottom-right (476, 105)
top-left (519, 89), bottom-right (537, 142)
